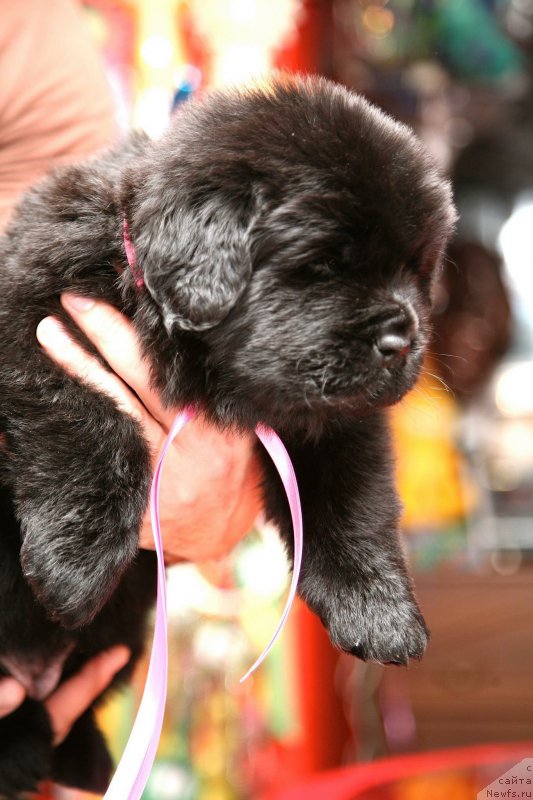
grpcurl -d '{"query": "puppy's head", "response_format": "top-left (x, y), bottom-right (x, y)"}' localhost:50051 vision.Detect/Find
top-left (126, 75), bottom-right (456, 432)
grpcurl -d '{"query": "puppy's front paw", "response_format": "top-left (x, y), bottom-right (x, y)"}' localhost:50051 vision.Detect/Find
top-left (343, 595), bottom-right (429, 666)
top-left (17, 421), bottom-right (151, 629)
top-left (0, 699), bottom-right (54, 798)
top-left (305, 578), bottom-right (429, 666)
top-left (53, 710), bottom-right (113, 794)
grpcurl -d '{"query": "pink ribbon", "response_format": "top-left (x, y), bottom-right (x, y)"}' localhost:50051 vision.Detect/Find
top-left (103, 408), bottom-right (303, 799)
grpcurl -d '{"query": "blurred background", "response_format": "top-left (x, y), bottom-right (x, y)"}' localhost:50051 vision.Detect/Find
top-left (39, 0), bottom-right (533, 798)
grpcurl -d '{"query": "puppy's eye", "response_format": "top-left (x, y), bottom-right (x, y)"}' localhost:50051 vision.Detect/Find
top-left (307, 261), bottom-right (336, 279)
top-left (419, 257), bottom-right (439, 282)
top-left (407, 249), bottom-right (434, 281)
top-left (289, 261), bottom-right (335, 283)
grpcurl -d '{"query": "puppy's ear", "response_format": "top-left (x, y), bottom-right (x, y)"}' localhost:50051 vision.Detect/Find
top-left (136, 194), bottom-right (255, 333)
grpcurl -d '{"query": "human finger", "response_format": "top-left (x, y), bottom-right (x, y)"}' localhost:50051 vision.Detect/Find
top-left (36, 316), bottom-right (157, 434)
top-left (0, 677), bottom-right (26, 718)
top-left (45, 646), bottom-right (131, 746)
top-left (60, 294), bottom-right (172, 426)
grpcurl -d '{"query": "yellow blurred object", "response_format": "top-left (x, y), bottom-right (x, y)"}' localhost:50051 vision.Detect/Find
top-left (391, 772), bottom-right (477, 799)
top-left (392, 364), bottom-right (478, 531)
top-left (362, 5), bottom-right (395, 37)
top-left (133, 0), bottom-right (183, 135)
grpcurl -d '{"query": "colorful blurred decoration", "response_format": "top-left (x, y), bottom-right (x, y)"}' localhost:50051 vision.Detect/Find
top-left (391, 367), bottom-right (480, 569)
top-left (171, 64), bottom-right (202, 110)
top-left (258, 743), bottom-right (533, 800)
top-left (434, 0), bottom-right (524, 84)
top-left (332, 0), bottom-right (528, 161)
top-left (139, 526), bottom-right (306, 799)
top-left (52, 527), bottom-right (312, 800)
top-left (334, 0), bottom-right (524, 83)
top-left (83, 0), bottom-right (315, 130)
top-left (499, 195), bottom-right (533, 331)
top-left (393, 369), bottom-right (472, 533)
top-left (83, 1), bottom-right (137, 130)
top-left (391, 235), bottom-right (514, 567)
top-left (181, 0), bottom-right (304, 86)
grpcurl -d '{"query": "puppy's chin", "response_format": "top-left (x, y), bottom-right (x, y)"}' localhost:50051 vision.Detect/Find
top-left (237, 354), bottom-right (423, 437)
top-left (302, 351), bottom-right (424, 417)
top-left (364, 352), bottom-right (425, 408)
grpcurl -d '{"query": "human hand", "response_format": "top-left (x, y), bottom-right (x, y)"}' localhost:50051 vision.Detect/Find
top-left (0, 646), bottom-right (130, 745)
top-left (36, 294), bottom-right (262, 563)
top-left (0, 677), bottom-right (25, 719)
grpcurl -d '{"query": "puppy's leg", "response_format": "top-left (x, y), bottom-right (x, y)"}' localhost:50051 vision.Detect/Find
top-left (5, 384), bottom-right (150, 629)
top-left (52, 709), bottom-right (112, 794)
top-left (0, 699), bottom-right (54, 798)
top-left (263, 413), bottom-right (429, 665)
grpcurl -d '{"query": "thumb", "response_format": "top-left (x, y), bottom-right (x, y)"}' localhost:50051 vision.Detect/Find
top-left (0, 677), bottom-right (26, 718)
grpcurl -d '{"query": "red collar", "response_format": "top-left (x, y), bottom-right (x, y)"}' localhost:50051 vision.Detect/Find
top-left (123, 219), bottom-right (144, 289)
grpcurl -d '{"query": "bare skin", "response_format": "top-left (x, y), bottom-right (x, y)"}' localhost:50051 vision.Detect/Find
top-left (1, 294), bottom-right (262, 734)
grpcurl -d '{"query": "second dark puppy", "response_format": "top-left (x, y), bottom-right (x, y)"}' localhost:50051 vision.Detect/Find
top-left (0, 75), bottom-right (456, 794)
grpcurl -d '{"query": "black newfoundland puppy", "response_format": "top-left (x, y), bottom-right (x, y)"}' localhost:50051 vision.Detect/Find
top-left (0, 75), bottom-right (455, 795)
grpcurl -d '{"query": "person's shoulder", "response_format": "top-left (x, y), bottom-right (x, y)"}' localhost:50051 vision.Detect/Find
top-left (0, 0), bottom-right (118, 231)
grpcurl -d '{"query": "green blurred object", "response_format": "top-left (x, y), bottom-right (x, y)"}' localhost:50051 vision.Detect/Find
top-left (433, 0), bottom-right (524, 82)
top-left (356, 0), bottom-right (524, 83)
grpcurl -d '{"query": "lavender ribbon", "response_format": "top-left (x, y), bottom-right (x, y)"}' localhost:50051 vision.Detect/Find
top-left (103, 408), bottom-right (303, 799)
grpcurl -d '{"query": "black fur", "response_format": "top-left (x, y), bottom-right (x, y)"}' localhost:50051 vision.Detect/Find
top-left (0, 75), bottom-right (455, 795)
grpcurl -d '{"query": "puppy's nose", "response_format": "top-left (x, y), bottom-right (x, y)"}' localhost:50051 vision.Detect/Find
top-left (375, 307), bottom-right (419, 363)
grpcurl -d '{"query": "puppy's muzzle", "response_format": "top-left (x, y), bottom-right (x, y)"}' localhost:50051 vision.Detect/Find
top-left (374, 303), bottom-right (419, 366)
top-left (0, 646), bottom-right (74, 701)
